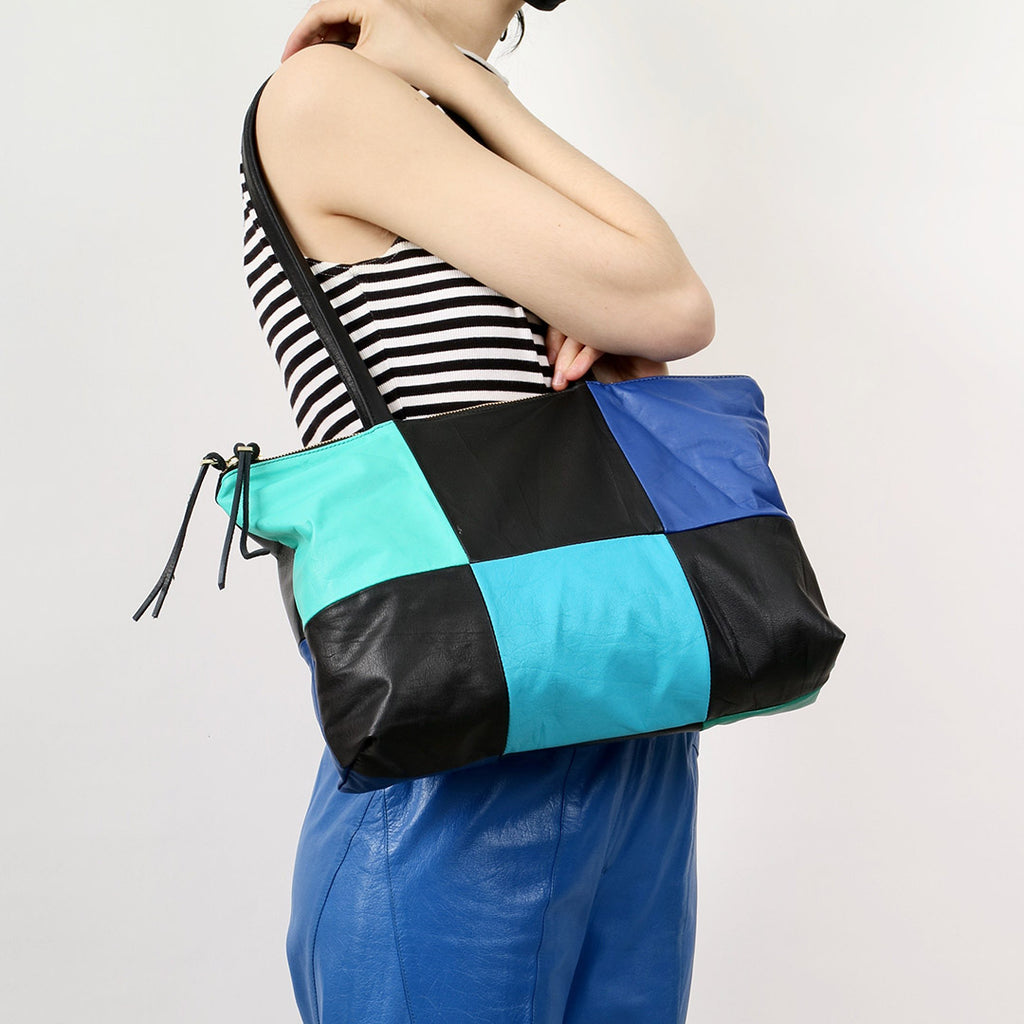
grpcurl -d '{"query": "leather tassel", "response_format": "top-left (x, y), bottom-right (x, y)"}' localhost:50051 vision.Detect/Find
top-left (132, 452), bottom-right (227, 620)
top-left (217, 442), bottom-right (271, 590)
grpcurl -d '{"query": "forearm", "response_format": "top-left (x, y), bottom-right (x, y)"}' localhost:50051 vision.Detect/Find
top-left (426, 52), bottom-right (703, 293)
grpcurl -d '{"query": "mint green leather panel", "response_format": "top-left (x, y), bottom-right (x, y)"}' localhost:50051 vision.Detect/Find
top-left (216, 421), bottom-right (468, 626)
top-left (701, 685), bottom-right (822, 729)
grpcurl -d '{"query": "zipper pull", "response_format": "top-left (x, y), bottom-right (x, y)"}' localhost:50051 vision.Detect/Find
top-left (217, 441), bottom-right (272, 590)
top-left (132, 452), bottom-right (228, 620)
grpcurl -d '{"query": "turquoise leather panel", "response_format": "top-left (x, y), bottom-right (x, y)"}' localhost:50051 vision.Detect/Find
top-left (701, 685), bottom-right (822, 729)
top-left (472, 534), bottom-right (711, 754)
top-left (215, 421), bottom-right (468, 625)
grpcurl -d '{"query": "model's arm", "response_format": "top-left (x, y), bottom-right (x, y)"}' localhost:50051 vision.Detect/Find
top-left (257, 43), bottom-right (714, 361)
top-left (426, 55), bottom-right (714, 347)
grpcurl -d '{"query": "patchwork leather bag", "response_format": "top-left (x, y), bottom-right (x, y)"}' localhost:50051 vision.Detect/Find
top-left (133, 77), bottom-right (846, 793)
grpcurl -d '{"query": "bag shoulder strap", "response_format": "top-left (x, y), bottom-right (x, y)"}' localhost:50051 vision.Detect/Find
top-left (241, 75), bottom-right (393, 431)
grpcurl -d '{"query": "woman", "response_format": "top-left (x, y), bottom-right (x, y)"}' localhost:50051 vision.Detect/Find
top-left (245, 2), bottom-right (715, 1021)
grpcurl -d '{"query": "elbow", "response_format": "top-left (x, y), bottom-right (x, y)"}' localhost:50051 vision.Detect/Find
top-left (681, 282), bottom-right (716, 356)
top-left (644, 282), bottom-right (716, 361)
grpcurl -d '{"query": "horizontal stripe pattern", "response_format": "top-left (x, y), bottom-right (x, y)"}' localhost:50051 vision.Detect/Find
top-left (240, 164), bottom-right (555, 447)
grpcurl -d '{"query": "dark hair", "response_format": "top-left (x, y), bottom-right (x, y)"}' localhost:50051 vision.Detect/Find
top-left (500, 9), bottom-right (526, 52)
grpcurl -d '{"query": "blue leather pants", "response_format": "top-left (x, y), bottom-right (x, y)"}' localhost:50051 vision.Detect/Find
top-left (288, 642), bottom-right (700, 1024)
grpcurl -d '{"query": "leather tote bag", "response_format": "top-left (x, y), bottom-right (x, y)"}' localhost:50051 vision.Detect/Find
top-left (134, 75), bottom-right (846, 793)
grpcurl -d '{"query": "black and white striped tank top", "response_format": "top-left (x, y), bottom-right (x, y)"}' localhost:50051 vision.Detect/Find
top-left (239, 58), bottom-right (555, 447)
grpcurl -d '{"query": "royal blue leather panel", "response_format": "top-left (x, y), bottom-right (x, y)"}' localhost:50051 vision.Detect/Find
top-left (586, 376), bottom-right (788, 530)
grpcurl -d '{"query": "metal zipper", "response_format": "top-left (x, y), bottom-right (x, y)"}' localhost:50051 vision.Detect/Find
top-left (224, 431), bottom-right (351, 472)
top-left (220, 374), bottom-right (751, 472)
top-left (221, 391), bottom-right (558, 471)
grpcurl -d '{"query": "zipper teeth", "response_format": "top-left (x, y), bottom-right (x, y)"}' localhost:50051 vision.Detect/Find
top-left (221, 374), bottom-right (750, 471)
top-left (417, 395), bottom-right (539, 419)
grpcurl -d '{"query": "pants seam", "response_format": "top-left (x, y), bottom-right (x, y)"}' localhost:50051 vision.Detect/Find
top-left (383, 786), bottom-right (417, 1024)
top-left (529, 747), bottom-right (578, 1024)
top-left (309, 790), bottom-right (378, 1024)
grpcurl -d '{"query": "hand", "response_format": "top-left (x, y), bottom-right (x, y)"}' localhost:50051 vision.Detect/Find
top-left (544, 324), bottom-right (670, 390)
top-left (280, 0), bottom-right (459, 93)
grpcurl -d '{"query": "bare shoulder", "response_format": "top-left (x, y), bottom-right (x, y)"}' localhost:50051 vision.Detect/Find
top-left (253, 44), bottom-right (428, 262)
top-left (259, 40), bottom-right (414, 113)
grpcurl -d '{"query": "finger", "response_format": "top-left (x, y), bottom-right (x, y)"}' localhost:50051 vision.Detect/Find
top-left (281, 1), bottom-right (362, 62)
top-left (544, 323), bottom-right (564, 365)
top-left (563, 345), bottom-right (602, 381)
top-left (552, 337), bottom-right (583, 389)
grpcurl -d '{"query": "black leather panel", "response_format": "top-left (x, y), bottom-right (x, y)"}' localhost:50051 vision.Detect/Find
top-left (397, 383), bottom-right (662, 562)
top-left (305, 564), bottom-right (509, 780)
top-left (666, 516), bottom-right (846, 721)
top-left (265, 538), bottom-right (305, 646)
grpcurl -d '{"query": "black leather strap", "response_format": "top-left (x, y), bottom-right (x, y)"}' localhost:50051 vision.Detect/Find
top-left (241, 76), bottom-right (393, 430)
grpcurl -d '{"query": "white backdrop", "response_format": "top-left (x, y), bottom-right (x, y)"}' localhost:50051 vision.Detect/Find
top-left (2, 1), bottom-right (1021, 1021)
